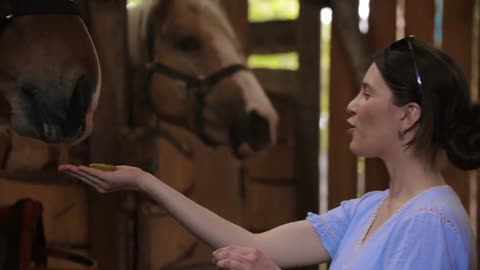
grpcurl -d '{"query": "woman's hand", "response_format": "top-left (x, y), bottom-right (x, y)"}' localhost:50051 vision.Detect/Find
top-left (213, 246), bottom-right (281, 270)
top-left (58, 164), bottom-right (152, 192)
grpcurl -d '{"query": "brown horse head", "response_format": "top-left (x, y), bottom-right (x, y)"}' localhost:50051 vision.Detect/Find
top-left (0, 0), bottom-right (100, 144)
top-left (128, 0), bottom-right (278, 158)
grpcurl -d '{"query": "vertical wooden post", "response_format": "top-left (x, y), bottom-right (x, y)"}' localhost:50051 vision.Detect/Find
top-left (86, 1), bottom-right (129, 269)
top-left (328, 2), bottom-right (358, 209)
top-left (363, 0), bottom-right (397, 193)
top-left (405, 0), bottom-right (435, 44)
top-left (442, 0), bottom-right (475, 210)
top-left (296, 0), bottom-right (320, 221)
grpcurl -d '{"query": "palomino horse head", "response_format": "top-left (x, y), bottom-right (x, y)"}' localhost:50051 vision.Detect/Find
top-left (0, 0), bottom-right (101, 144)
top-left (128, 0), bottom-right (278, 158)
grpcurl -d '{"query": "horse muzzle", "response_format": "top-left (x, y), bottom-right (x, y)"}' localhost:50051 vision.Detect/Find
top-left (230, 110), bottom-right (271, 159)
top-left (14, 75), bottom-right (97, 144)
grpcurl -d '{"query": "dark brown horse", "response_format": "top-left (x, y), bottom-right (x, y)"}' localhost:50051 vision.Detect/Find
top-left (128, 0), bottom-right (278, 158)
top-left (0, 0), bottom-right (100, 144)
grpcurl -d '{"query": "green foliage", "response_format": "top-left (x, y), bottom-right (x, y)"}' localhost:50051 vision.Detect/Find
top-left (248, 53), bottom-right (298, 70)
top-left (248, 0), bottom-right (299, 70)
top-left (248, 0), bottom-right (299, 22)
top-left (127, 0), bottom-right (139, 5)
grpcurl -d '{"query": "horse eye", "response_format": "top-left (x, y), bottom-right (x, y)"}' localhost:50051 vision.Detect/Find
top-left (174, 36), bottom-right (201, 51)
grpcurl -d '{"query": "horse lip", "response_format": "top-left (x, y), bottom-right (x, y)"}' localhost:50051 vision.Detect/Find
top-left (41, 122), bottom-right (84, 144)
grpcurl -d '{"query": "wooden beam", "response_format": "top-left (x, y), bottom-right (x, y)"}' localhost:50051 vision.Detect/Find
top-left (295, 0), bottom-right (320, 225)
top-left (328, 2), bottom-right (358, 209)
top-left (442, 0), bottom-right (475, 210)
top-left (86, 1), bottom-right (130, 270)
top-left (252, 68), bottom-right (297, 97)
top-left (363, 0), bottom-right (397, 193)
top-left (249, 20), bottom-right (297, 54)
top-left (405, 0), bottom-right (435, 44)
top-left (0, 172), bottom-right (81, 186)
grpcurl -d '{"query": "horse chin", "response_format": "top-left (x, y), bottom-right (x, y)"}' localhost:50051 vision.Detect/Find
top-left (12, 119), bottom-right (86, 144)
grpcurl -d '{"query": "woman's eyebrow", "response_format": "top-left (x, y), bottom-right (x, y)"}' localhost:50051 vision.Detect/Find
top-left (361, 82), bottom-right (375, 92)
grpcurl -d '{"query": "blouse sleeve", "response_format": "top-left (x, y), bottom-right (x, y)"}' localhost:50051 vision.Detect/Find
top-left (384, 209), bottom-right (466, 270)
top-left (306, 197), bottom-right (361, 258)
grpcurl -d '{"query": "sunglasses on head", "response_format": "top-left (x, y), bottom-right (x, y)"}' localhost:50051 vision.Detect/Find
top-left (389, 35), bottom-right (424, 103)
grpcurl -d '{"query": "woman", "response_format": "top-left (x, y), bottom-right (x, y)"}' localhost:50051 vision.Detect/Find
top-left (59, 36), bottom-right (477, 269)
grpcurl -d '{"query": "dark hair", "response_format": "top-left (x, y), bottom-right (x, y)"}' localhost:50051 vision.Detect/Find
top-left (373, 37), bottom-right (480, 170)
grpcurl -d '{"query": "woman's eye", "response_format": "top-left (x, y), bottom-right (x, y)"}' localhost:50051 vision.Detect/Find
top-left (174, 36), bottom-right (201, 51)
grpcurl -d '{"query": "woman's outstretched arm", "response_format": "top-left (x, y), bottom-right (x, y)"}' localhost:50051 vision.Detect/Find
top-left (59, 164), bottom-right (330, 268)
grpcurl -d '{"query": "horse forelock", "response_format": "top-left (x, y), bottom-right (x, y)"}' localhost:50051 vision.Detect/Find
top-left (128, 0), bottom-right (176, 67)
top-left (127, 0), bottom-right (238, 67)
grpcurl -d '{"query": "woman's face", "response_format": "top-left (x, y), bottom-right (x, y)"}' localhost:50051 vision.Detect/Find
top-left (346, 64), bottom-right (404, 158)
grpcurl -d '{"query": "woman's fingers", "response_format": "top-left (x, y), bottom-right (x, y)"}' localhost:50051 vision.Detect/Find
top-left (215, 258), bottom-right (246, 270)
top-left (214, 246), bottom-right (254, 256)
top-left (214, 250), bottom-right (248, 263)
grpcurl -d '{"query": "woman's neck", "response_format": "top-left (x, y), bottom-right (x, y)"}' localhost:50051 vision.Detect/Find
top-left (382, 151), bottom-right (446, 203)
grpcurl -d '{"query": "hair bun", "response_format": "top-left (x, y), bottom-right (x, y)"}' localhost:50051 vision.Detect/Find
top-left (445, 104), bottom-right (480, 170)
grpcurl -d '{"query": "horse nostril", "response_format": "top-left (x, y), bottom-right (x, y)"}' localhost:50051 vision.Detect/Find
top-left (21, 84), bottom-right (37, 103)
top-left (247, 111), bottom-right (270, 152)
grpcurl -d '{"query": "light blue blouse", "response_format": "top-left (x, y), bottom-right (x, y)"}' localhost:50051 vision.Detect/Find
top-left (307, 186), bottom-right (476, 270)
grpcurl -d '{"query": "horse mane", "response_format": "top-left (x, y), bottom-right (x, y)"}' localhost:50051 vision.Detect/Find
top-left (127, 0), bottom-right (238, 68)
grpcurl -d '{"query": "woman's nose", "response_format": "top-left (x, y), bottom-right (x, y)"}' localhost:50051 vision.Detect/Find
top-left (346, 98), bottom-right (356, 116)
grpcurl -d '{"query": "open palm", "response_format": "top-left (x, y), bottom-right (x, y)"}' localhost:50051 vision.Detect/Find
top-left (58, 164), bottom-right (150, 193)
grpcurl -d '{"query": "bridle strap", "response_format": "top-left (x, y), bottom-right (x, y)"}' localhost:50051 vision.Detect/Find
top-left (11, 0), bottom-right (80, 16)
top-left (144, 62), bottom-right (248, 147)
top-left (146, 62), bottom-right (247, 93)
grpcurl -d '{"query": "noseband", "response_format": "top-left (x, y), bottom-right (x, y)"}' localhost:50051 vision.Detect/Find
top-left (144, 62), bottom-right (248, 148)
top-left (0, 0), bottom-right (81, 29)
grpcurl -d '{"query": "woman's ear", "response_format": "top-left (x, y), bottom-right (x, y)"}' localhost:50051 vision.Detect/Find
top-left (399, 102), bottom-right (422, 132)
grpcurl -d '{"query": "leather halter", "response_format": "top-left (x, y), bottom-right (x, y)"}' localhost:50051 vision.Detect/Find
top-left (0, 0), bottom-right (81, 29)
top-left (144, 62), bottom-right (248, 147)
top-left (142, 2), bottom-right (249, 148)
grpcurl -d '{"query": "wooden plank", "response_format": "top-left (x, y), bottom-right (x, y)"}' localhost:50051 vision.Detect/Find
top-left (296, 0), bottom-right (321, 221)
top-left (245, 96), bottom-right (295, 181)
top-left (442, 0), bottom-right (475, 210)
top-left (249, 20), bottom-right (297, 54)
top-left (253, 69), bottom-right (298, 97)
top-left (363, 0), bottom-right (397, 193)
top-left (405, 0), bottom-right (435, 44)
top-left (86, 1), bottom-right (130, 270)
top-left (245, 181), bottom-right (297, 232)
top-left (0, 172), bottom-right (82, 186)
top-left (328, 4), bottom-right (358, 209)
top-left (0, 180), bottom-right (89, 246)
